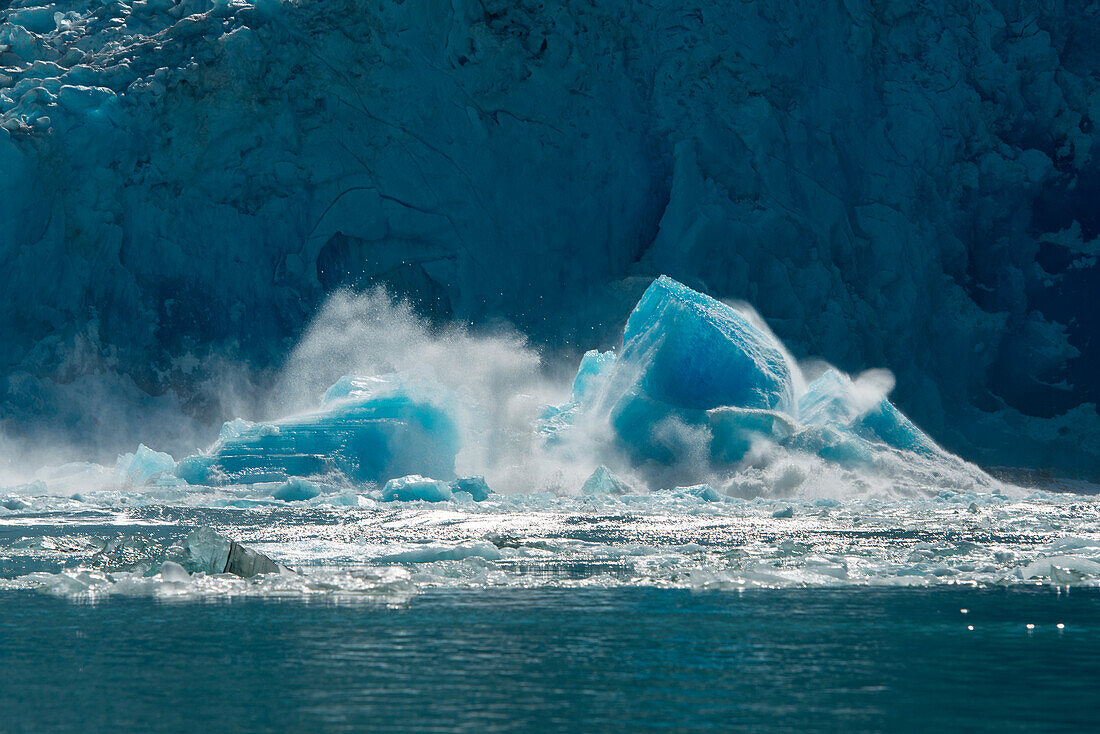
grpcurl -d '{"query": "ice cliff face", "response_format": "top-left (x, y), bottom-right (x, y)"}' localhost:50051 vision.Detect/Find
top-left (1, 0), bottom-right (1098, 475)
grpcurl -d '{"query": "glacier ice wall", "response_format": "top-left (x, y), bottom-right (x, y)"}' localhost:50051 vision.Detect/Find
top-left (1, 0), bottom-right (1098, 474)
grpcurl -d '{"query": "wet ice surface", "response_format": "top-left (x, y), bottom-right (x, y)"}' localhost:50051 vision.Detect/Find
top-left (2, 484), bottom-right (1099, 599)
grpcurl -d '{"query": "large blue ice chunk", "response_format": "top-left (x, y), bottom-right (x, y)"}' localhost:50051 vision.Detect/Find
top-left (604, 276), bottom-right (794, 464)
top-left (618, 276), bottom-right (794, 412)
top-left (449, 476), bottom-right (492, 501)
top-left (177, 375), bottom-right (460, 485)
top-left (180, 528), bottom-right (282, 578)
top-left (381, 475), bottom-right (492, 502)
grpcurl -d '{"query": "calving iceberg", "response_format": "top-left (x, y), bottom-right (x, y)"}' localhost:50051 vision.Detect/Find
top-left (98, 276), bottom-right (985, 499)
top-left (177, 375), bottom-right (460, 486)
top-left (544, 276), bottom-right (953, 480)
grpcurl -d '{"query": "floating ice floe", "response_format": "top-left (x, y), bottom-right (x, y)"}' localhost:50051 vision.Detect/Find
top-left (5, 490), bottom-right (1099, 598)
top-left (179, 527), bottom-right (284, 577)
top-left (382, 474), bottom-right (494, 503)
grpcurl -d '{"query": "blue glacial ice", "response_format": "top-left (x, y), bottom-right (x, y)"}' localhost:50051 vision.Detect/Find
top-left (0, 0), bottom-right (1097, 479)
top-left (78, 276), bottom-right (985, 501)
top-left (382, 475), bottom-right (453, 503)
top-left (0, 276), bottom-right (1000, 505)
top-left (541, 276), bottom-right (949, 483)
top-left (543, 276), bottom-right (797, 467)
top-left (176, 374), bottom-right (460, 486)
top-left (449, 476), bottom-right (492, 502)
top-left (618, 276), bottom-right (794, 413)
top-left (798, 370), bottom-right (939, 457)
top-left (270, 477), bottom-right (321, 502)
top-left (115, 444), bottom-right (177, 484)
top-left (581, 466), bottom-right (633, 496)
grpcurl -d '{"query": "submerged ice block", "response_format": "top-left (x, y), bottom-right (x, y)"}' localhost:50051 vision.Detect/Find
top-left (178, 375), bottom-right (460, 485)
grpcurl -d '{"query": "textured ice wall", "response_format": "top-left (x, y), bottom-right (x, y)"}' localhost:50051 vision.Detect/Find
top-left (1, 0), bottom-right (1098, 474)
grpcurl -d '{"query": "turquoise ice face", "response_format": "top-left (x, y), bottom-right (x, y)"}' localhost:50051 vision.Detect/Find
top-left (539, 276), bottom-right (943, 473)
top-left (619, 276), bottom-right (795, 413)
top-left (605, 276), bottom-right (795, 466)
top-left (178, 375), bottom-right (460, 486)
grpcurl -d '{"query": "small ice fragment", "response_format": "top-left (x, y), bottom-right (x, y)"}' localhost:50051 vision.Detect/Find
top-left (683, 484), bottom-right (722, 502)
top-left (448, 476), bottom-right (492, 501)
top-left (960, 608), bottom-right (969, 614)
top-left (272, 477), bottom-right (321, 502)
top-left (581, 466), bottom-right (633, 496)
top-left (772, 506), bottom-right (794, 518)
top-left (1026, 623), bottom-right (1035, 630)
top-left (1056, 623), bottom-right (1065, 630)
top-left (968, 502), bottom-right (979, 514)
top-left (1020, 556), bottom-right (1100, 581)
top-left (159, 561), bottom-right (190, 582)
top-left (382, 475), bottom-right (453, 502)
top-left (375, 541), bottom-right (502, 563)
top-left (181, 527), bottom-right (281, 577)
top-left (967, 625), bottom-right (974, 631)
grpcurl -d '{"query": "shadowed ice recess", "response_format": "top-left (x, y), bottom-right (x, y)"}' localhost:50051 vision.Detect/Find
top-left (2, 278), bottom-right (1099, 597)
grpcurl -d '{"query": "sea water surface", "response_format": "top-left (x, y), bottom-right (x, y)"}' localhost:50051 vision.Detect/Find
top-left (2, 490), bottom-right (1099, 732)
top-left (1, 587), bottom-right (1097, 732)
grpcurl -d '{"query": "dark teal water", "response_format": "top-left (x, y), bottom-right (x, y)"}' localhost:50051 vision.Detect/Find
top-left (1, 587), bottom-right (1097, 733)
